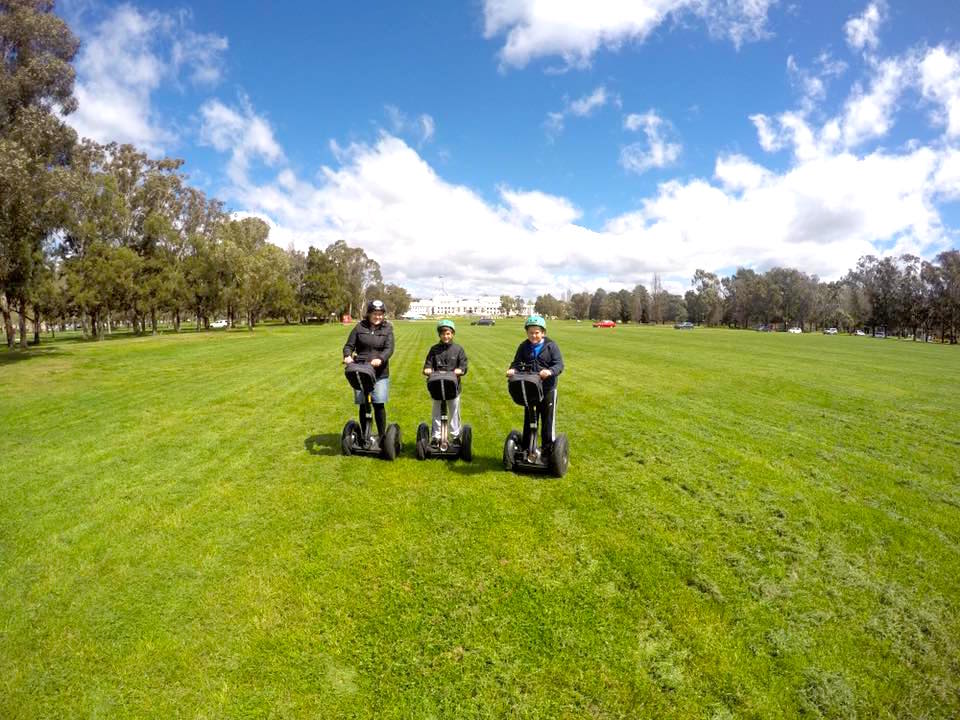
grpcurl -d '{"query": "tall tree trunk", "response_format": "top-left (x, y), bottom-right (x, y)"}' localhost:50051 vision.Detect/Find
top-left (106, 311), bottom-right (113, 335)
top-left (175, 309), bottom-right (181, 332)
top-left (151, 308), bottom-right (157, 335)
top-left (18, 297), bottom-right (28, 350)
top-left (1, 293), bottom-right (14, 349)
top-left (33, 310), bottom-right (40, 346)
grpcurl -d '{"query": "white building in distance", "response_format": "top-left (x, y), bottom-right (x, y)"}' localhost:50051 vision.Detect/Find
top-left (404, 295), bottom-right (534, 318)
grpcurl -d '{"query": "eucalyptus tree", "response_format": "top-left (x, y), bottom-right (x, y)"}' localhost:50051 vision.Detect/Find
top-left (588, 288), bottom-right (606, 320)
top-left (568, 292), bottom-right (590, 320)
top-left (325, 239), bottom-right (382, 318)
top-left (0, 0), bottom-right (80, 347)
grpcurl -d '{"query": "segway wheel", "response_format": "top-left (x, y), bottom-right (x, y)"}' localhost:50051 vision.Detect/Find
top-left (548, 433), bottom-right (570, 478)
top-left (341, 420), bottom-right (359, 456)
top-left (382, 424), bottom-right (400, 461)
top-left (503, 430), bottom-right (520, 471)
top-left (459, 425), bottom-right (473, 462)
top-left (415, 422), bottom-right (429, 461)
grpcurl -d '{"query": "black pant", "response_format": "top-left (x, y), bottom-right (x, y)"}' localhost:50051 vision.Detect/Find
top-left (522, 387), bottom-right (557, 451)
top-left (359, 403), bottom-right (386, 438)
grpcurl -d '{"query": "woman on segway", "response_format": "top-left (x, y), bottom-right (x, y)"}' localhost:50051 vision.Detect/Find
top-left (506, 315), bottom-right (564, 459)
top-left (342, 299), bottom-right (394, 445)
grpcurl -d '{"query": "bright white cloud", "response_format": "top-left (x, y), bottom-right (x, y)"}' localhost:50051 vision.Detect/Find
top-left (840, 56), bottom-right (910, 147)
top-left (483, 0), bottom-right (777, 69)
top-left (919, 45), bottom-right (960, 138)
top-left (67, 4), bottom-right (227, 154)
top-left (620, 111), bottom-right (682, 174)
top-left (199, 98), bottom-right (284, 184)
top-left (845, 1), bottom-right (886, 53)
top-left (545, 86), bottom-right (616, 136)
top-left (206, 119), bottom-right (953, 297)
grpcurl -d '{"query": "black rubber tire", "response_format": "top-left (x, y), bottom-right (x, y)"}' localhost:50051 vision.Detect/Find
top-left (503, 429), bottom-right (520, 471)
top-left (341, 420), bottom-right (358, 456)
top-left (416, 422), bottom-right (429, 460)
top-left (549, 434), bottom-right (569, 477)
top-left (382, 424), bottom-right (399, 461)
top-left (459, 425), bottom-right (473, 462)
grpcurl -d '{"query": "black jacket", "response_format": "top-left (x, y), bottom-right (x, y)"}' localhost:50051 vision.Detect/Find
top-left (423, 341), bottom-right (468, 379)
top-left (343, 319), bottom-right (395, 378)
top-left (510, 337), bottom-right (563, 392)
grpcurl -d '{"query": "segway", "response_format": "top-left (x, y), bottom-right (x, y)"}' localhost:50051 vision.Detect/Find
top-left (341, 363), bottom-right (401, 460)
top-left (502, 365), bottom-right (569, 477)
top-left (415, 370), bottom-right (472, 461)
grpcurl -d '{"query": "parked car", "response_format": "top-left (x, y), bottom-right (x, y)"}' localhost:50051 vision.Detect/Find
top-left (476, 317), bottom-right (495, 326)
top-left (823, 327), bottom-right (838, 335)
top-left (787, 327), bottom-right (802, 334)
top-left (674, 322), bottom-right (695, 329)
top-left (875, 329), bottom-right (886, 338)
top-left (854, 329), bottom-right (866, 336)
top-left (593, 320), bottom-right (616, 328)
top-left (755, 324), bottom-right (772, 332)
top-left (210, 319), bottom-right (228, 329)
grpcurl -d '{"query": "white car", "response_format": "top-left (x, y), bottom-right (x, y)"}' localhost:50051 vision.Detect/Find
top-left (210, 319), bottom-right (228, 329)
top-left (855, 329), bottom-right (866, 336)
top-left (823, 327), bottom-right (838, 335)
top-left (787, 327), bottom-right (802, 334)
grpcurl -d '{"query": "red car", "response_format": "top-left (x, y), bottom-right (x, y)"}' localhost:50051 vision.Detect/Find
top-left (593, 320), bottom-right (616, 328)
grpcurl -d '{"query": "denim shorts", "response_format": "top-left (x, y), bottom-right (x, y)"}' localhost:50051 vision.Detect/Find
top-left (354, 377), bottom-right (389, 404)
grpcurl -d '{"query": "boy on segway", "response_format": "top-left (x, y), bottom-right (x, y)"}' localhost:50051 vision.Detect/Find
top-left (422, 319), bottom-right (469, 446)
top-left (505, 315), bottom-right (565, 470)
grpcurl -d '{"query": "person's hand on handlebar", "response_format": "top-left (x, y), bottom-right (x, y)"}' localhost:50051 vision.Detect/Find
top-left (505, 368), bottom-right (515, 377)
top-left (343, 355), bottom-right (354, 364)
top-left (539, 369), bottom-right (552, 379)
top-left (370, 358), bottom-right (382, 368)
top-left (453, 368), bottom-right (463, 376)
top-left (423, 367), bottom-right (433, 376)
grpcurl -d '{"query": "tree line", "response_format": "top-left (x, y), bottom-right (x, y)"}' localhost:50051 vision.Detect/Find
top-left (534, 254), bottom-right (960, 343)
top-left (0, 1), bottom-right (410, 350)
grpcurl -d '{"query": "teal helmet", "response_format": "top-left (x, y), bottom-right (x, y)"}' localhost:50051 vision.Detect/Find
top-left (436, 319), bottom-right (456, 334)
top-left (524, 315), bottom-right (546, 330)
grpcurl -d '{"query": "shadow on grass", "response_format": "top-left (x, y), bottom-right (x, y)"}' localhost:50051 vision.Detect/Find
top-left (447, 454), bottom-right (503, 476)
top-left (0, 345), bottom-right (66, 365)
top-left (305, 433), bottom-right (342, 456)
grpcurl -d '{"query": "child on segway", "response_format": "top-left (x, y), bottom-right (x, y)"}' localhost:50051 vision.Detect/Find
top-left (417, 319), bottom-right (472, 460)
top-left (503, 315), bottom-right (568, 476)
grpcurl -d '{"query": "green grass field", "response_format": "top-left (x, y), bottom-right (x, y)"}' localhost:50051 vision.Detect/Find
top-left (2, 322), bottom-right (958, 718)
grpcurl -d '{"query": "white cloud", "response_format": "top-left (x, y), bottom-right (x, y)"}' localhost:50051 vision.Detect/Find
top-left (620, 111), bottom-right (682, 174)
top-left (544, 86), bottom-right (616, 136)
top-left (385, 105), bottom-right (436, 145)
top-left (199, 98), bottom-right (284, 184)
top-left (845, 1), bottom-right (886, 53)
top-left (839, 56), bottom-right (910, 147)
top-left (919, 45), bottom-right (960, 138)
top-left (204, 121), bottom-right (953, 298)
top-left (66, 4), bottom-right (227, 155)
top-left (483, 0), bottom-right (777, 70)
top-left (752, 53), bottom-right (913, 159)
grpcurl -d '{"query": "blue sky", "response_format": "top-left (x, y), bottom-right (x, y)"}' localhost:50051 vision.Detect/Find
top-left (58, 0), bottom-right (960, 298)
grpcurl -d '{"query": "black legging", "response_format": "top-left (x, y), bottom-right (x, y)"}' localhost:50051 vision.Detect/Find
top-left (522, 387), bottom-right (557, 451)
top-left (359, 402), bottom-right (387, 438)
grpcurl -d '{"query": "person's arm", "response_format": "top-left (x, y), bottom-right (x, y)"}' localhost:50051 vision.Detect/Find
top-left (540, 341), bottom-right (564, 378)
top-left (342, 325), bottom-right (359, 363)
top-left (379, 324), bottom-right (395, 363)
top-left (457, 346), bottom-right (468, 375)
top-left (423, 345), bottom-right (435, 375)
